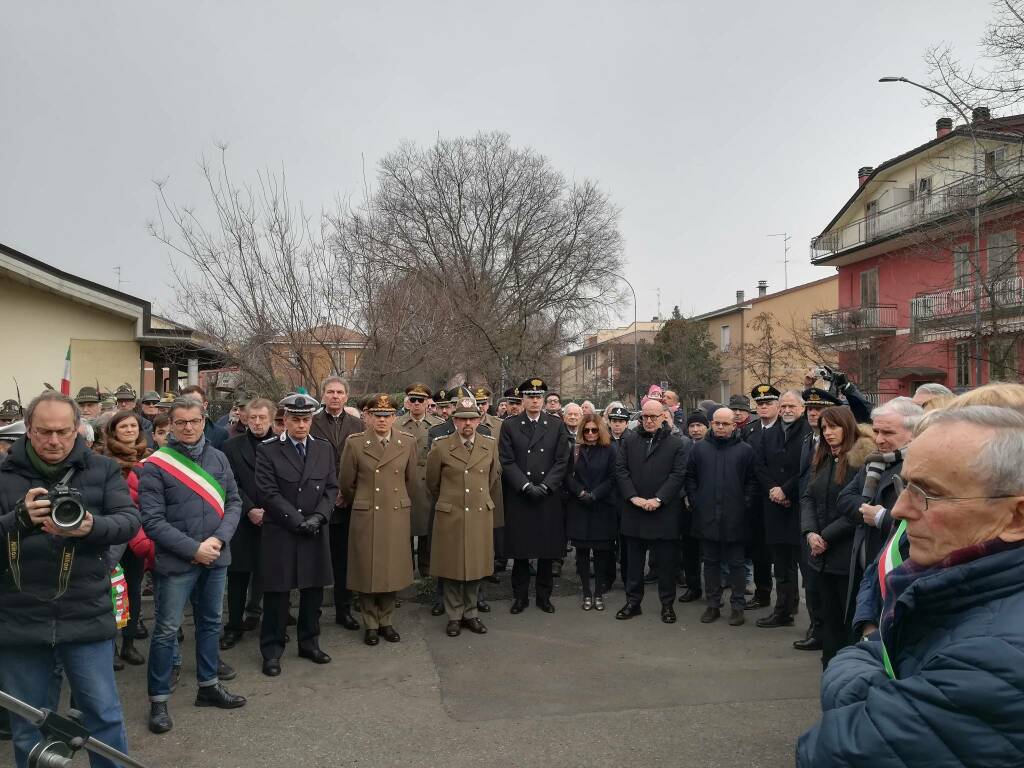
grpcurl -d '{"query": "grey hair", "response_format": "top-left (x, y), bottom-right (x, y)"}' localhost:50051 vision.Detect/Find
top-left (872, 397), bottom-right (924, 431)
top-left (168, 399), bottom-right (204, 421)
top-left (781, 389), bottom-right (805, 404)
top-left (77, 421), bottom-right (94, 443)
top-left (916, 382), bottom-right (954, 397)
top-left (917, 405), bottom-right (1024, 496)
top-left (321, 375), bottom-right (349, 393)
top-left (25, 391), bottom-right (81, 428)
top-left (563, 402), bottom-right (583, 415)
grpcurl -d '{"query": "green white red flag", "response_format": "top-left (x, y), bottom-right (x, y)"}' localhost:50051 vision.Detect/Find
top-left (60, 345), bottom-right (71, 395)
top-left (147, 446), bottom-right (225, 518)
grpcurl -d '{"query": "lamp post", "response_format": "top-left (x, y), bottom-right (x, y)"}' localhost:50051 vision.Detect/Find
top-left (609, 272), bottom-right (639, 408)
top-left (879, 75), bottom-right (984, 387)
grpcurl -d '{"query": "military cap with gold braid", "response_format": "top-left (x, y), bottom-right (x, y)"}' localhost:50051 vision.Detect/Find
top-left (751, 384), bottom-right (781, 402)
top-left (503, 386), bottom-right (522, 404)
top-left (519, 377), bottom-right (548, 396)
top-left (802, 387), bottom-right (842, 407)
top-left (405, 383), bottom-right (432, 399)
top-left (368, 392), bottom-right (400, 415)
top-left (472, 385), bottom-right (492, 403)
top-left (435, 388), bottom-right (449, 404)
top-left (448, 385), bottom-right (474, 404)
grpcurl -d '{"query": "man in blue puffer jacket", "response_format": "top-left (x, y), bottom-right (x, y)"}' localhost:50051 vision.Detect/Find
top-left (797, 405), bottom-right (1024, 767)
top-left (140, 398), bottom-right (243, 735)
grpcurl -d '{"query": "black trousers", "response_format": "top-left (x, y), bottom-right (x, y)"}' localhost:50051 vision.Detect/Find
top-left (226, 570), bottom-right (254, 631)
top-left (625, 537), bottom-right (677, 607)
top-left (261, 587), bottom-right (323, 661)
top-left (493, 527), bottom-right (505, 564)
top-left (799, 539), bottom-right (823, 637)
top-left (575, 547), bottom-right (614, 597)
top-left (770, 543), bottom-right (801, 615)
top-left (817, 570), bottom-right (853, 667)
top-left (328, 510), bottom-right (352, 614)
top-left (747, 528), bottom-right (773, 598)
top-left (119, 547), bottom-right (144, 641)
top-left (617, 533), bottom-right (629, 585)
top-left (511, 558), bottom-right (553, 602)
top-left (679, 534), bottom-right (701, 593)
top-left (702, 540), bottom-right (747, 610)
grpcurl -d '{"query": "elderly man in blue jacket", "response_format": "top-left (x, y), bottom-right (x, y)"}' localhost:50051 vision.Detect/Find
top-left (797, 405), bottom-right (1024, 767)
top-left (140, 398), bottom-right (244, 735)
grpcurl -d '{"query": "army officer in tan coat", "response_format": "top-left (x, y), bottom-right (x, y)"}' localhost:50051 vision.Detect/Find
top-left (397, 383), bottom-right (443, 576)
top-left (426, 396), bottom-right (499, 637)
top-left (338, 393), bottom-right (416, 646)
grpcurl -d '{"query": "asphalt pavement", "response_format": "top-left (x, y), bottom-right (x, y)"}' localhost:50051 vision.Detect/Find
top-left (106, 566), bottom-right (821, 768)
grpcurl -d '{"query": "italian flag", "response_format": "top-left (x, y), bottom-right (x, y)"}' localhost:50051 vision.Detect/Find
top-left (878, 519), bottom-right (908, 600)
top-left (148, 446), bottom-right (226, 518)
top-left (60, 345), bottom-right (71, 395)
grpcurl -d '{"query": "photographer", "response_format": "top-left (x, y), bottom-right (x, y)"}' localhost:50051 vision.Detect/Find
top-left (0, 391), bottom-right (139, 768)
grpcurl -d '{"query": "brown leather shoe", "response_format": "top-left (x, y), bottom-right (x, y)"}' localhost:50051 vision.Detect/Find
top-left (364, 629), bottom-right (380, 646)
top-left (379, 625), bottom-right (401, 643)
top-left (446, 621), bottom-right (461, 637)
top-left (461, 618), bottom-right (487, 634)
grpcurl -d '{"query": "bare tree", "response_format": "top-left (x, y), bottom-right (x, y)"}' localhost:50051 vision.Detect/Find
top-left (737, 312), bottom-right (799, 388)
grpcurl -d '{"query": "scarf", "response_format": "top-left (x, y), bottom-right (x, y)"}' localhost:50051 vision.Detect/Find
top-left (167, 433), bottom-right (207, 461)
top-left (26, 442), bottom-right (68, 480)
top-left (861, 448), bottom-right (904, 500)
top-left (104, 434), bottom-right (149, 475)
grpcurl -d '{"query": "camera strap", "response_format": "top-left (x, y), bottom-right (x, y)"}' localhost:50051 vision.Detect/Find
top-left (6, 467), bottom-right (79, 602)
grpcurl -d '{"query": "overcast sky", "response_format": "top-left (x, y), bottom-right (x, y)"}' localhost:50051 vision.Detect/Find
top-left (1, 2), bottom-right (989, 325)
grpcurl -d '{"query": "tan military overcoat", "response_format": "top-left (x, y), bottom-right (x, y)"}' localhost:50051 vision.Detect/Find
top-left (397, 413), bottom-right (443, 536)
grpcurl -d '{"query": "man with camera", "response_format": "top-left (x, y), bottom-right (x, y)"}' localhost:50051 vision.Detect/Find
top-left (0, 391), bottom-right (140, 768)
top-left (140, 398), bottom-right (245, 734)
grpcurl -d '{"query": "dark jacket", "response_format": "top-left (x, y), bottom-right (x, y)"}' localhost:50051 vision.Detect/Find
top-left (565, 443), bottom-right (619, 544)
top-left (499, 413), bottom-right (570, 559)
top-left (684, 432), bottom-right (757, 543)
top-left (310, 409), bottom-right (364, 464)
top-left (255, 433), bottom-right (338, 591)
top-left (221, 429), bottom-right (265, 573)
top-left (615, 424), bottom-right (689, 540)
top-left (797, 543), bottom-right (1024, 767)
top-left (139, 435), bottom-right (242, 576)
top-left (204, 418), bottom-right (229, 450)
top-left (800, 429), bottom-right (874, 576)
top-left (754, 418), bottom-right (811, 545)
top-left (0, 437), bottom-right (139, 647)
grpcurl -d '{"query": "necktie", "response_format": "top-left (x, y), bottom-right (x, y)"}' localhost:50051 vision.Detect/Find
top-left (295, 441), bottom-right (305, 460)
top-left (464, 440), bottom-right (472, 451)
top-left (381, 437), bottom-right (389, 450)
top-left (528, 419), bottom-right (537, 435)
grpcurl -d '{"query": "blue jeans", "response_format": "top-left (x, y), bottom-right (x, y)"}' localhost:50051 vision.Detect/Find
top-left (148, 566), bottom-right (226, 701)
top-left (0, 640), bottom-right (129, 768)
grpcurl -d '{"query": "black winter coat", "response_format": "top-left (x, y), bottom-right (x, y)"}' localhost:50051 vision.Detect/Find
top-left (222, 430), bottom-right (264, 573)
top-left (615, 425), bottom-right (689, 540)
top-left (565, 444), bottom-right (618, 545)
top-left (754, 418), bottom-right (811, 545)
top-left (0, 437), bottom-right (139, 647)
top-left (684, 432), bottom-right (758, 543)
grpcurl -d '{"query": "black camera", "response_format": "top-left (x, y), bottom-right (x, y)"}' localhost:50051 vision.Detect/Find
top-left (44, 484), bottom-right (86, 531)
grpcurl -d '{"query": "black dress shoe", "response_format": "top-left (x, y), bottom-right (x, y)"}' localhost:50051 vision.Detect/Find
top-left (461, 617), bottom-right (487, 634)
top-left (446, 621), bottom-right (461, 637)
top-left (195, 683), bottom-right (246, 709)
top-left (148, 701), bottom-right (173, 734)
top-left (700, 606), bottom-right (721, 623)
top-left (536, 599), bottom-right (555, 613)
top-left (335, 611), bottom-right (361, 630)
top-left (793, 635), bottom-right (823, 651)
top-left (615, 603), bottom-right (642, 620)
top-left (217, 660), bottom-right (237, 681)
top-left (241, 616), bottom-right (260, 632)
top-left (298, 647), bottom-right (332, 664)
top-left (135, 619), bottom-right (149, 639)
top-left (677, 588), bottom-right (702, 603)
top-left (379, 625), bottom-right (401, 643)
top-left (120, 639), bottom-right (145, 665)
top-left (262, 658), bottom-right (281, 677)
top-left (510, 599), bottom-right (528, 614)
top-left (476, 600), bottom-right (491, 613)
top-left (430, 602), bottom-right (445, 616)
top-left (661, 605), bottom-right (677, 624)
top-left (756, 611), bottom-right (795, 628)
top-left (744, 594), bottom-right (772, 610)
top-left (364, 629), bottom-right (380, 646)
top-left (729, 608), bottom-right (746, 626)
top-left (220, 629), bottom-right (243, 650)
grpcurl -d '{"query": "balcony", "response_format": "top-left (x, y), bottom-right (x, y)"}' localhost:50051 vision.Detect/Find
top-left (911, 276), bottom-right (1024, 342)
top-left (810, 304), bottom-right (899, 350)
top-left (810, 157), bottom-right (1024, 261)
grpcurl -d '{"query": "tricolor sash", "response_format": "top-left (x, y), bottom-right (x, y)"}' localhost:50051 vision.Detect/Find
top-left (878, 519), bottom-right (908, 680)
top-left (148, 446), bottom-right (226, 518)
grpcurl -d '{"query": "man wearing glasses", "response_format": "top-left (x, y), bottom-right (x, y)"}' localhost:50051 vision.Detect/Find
top-left (398, 384), bottom-right (444, 579)
top-left (798, 406), bottom-right (1024, 765)
top-left (140, 398), bottom-right (245, 734)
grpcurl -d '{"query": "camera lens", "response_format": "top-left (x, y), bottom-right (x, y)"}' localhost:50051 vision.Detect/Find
top-left (51, 498), bottom-right (85, 530)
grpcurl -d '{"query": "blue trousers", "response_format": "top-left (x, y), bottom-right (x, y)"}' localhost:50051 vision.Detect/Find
top-left (0, 640), bottom-right (129, 768)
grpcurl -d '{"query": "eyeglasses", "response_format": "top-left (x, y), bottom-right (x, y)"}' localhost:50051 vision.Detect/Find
top-left (31, 426), bottom-right (76, 439)
top-left (408, 397), bottom-right (425, 404)
top-left (641, 414), bottom-right (662, 421)
top-left (893, 475), bottom-right (1019, 512)
top-left (172, 418), bottom-right (204, 428)
top-left (582, 427), bottom-right (599, 434)
top-left (778, 404), bottom-right (803, 411)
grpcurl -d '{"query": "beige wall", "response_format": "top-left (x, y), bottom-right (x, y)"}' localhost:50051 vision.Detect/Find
top-left (0, 277), bottom-right (139, 402)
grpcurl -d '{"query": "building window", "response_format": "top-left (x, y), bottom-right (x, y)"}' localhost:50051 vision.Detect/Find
top-left (986, 230), bottom-right (1019, 283)
top-left (720, 380), bottom-right (729, 403)
top-left (956, 342), bottom-right (971, 388)
top-left (953, 244), bottom-right (972, 289)
top-left (860, 268), bottom-right (879, 306)
top-left (858, 346), bottom-right (879, 394)
top-left (720, 325), bottom-right (731, 351)
top-left (584, 352), bottom-right (597, 371)
top-left (990, 338), bottom-right (1020, 382)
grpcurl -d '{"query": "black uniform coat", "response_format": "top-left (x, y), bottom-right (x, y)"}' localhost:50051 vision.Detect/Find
top-left (754, 418), bottom-right (811, 546)
top-left (615, 424), bottom-right (689, 541)
top-left (222, 429), bottom-right (265, 573)
top-left (684, 432), bottom-right (758, 543)
top-left (498, 413), bottom-right (570, 559)
top-left (565, 443), bottom-right (619, 546)
top-left (255, 433), bottom-right (338, 592)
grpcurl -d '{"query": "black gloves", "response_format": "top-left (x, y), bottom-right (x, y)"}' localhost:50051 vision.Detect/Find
top-left (14, 498), bottom-right (37, 531)
top-left (523, 484), bottom-right (546, 501)
top-left (296, 515), bottom-right (325, 537)
top-left (832, 370), bottom-right (850, 391)
top-left (578, 491), bottom-right (594, 505)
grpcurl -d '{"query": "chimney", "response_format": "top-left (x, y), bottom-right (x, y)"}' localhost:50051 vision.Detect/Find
top-left (858, 166), bottom-right (874, 186)
top-left (736, 289), bottom-right (745, 305)
top-left (972, 106), bottom-right (991, 124)
top-left (757, 280), bottom-right (768, 297)
top-left (936, 117), bottom-right (953, 138)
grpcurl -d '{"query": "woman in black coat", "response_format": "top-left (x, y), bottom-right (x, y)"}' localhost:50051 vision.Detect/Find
top-left (566, 414), bottom-right (619, 611)
top-left (800, 405), bottom-right (874, 668)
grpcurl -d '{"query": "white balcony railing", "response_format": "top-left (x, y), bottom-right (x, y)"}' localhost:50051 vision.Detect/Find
top-left (911, 276), bottom-right (1024, 341)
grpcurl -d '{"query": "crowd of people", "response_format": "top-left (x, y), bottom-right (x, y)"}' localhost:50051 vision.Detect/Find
top-left (1, 371), bottom-right (1023, 767)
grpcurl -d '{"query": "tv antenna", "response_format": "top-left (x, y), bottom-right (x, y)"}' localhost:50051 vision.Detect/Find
top-left (767, 232), bottom-right (791, 289)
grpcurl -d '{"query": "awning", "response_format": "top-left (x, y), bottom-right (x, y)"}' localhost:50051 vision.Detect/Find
top-left (880, 367), bottom-right (947, 379)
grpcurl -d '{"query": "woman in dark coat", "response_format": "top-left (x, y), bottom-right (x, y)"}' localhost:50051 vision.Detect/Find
top-left (800, 405), bottom-right (874, 668)
top-left (566, 414), bottom-right (619, 611)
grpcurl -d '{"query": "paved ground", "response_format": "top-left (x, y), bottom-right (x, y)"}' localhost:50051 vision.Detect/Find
top-left (110, 566), bottom-right (821, 768)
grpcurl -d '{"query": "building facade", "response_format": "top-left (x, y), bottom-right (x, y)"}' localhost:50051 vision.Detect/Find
top-left (559, 321), bottom-right (664, 403)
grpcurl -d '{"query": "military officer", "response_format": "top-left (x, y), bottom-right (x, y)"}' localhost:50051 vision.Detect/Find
top-left (338, 393), bottom-right (416, 646)
top-left (254, 393), bottom-right (338, 677)
top-left (75, 385), bottom-right (102, 420)
top-left (434, 389), bottom-right (454, 422)
top-left (499, 377), bottom-right (571, 614)
top-left (398, 383), bottom-right (444, 577)
top-left (502, 387), bottom-right (522, 419)
top-left (114, 383), bottom-right (138, 411)
top-left (473, 385), bottom-right (507, 580)
top-left (0, 399), bottom-right (22, 427)
top-left (426, 396), bottom-right (500, 637)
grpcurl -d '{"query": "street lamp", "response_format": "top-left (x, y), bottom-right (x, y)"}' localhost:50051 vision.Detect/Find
top-left (608, 272), bottom-right (639, 408)
top-left (880, 75), bottom-right (984, 387)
